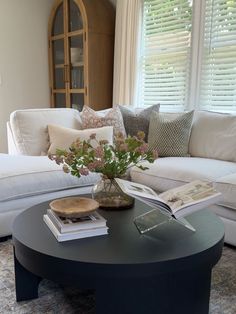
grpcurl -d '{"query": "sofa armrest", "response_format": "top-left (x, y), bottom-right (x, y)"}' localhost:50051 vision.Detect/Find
top-left (9, 108), bottom-right (82, 156)
top-left (7, 122), bottom-right (20, 155)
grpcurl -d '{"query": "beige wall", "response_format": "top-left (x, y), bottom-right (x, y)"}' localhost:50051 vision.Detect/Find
top-left (0, 0), bottom-right (115, 153)
top-left (0, 0), bottom-right (54, 153)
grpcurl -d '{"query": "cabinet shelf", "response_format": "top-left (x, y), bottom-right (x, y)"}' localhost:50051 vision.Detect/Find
top-left (71, 61), bottom-right (83, 67)
top-left (69, 88), bottom-right (85, 93)
top-left (54, 64), bottom-right (64, 69)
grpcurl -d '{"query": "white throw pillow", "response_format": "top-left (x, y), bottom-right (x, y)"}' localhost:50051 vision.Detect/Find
top-left (10, 108), bottom-right (82, 156)
top-left (189, 111), bottom-right (236, 162)
top-left (47, 124), bottom-right (113, 154)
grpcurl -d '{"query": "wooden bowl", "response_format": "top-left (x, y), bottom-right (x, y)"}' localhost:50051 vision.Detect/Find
top-left (49, 197), bottom-right (99, 218)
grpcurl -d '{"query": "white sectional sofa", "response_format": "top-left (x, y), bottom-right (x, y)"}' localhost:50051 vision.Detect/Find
top-left (1, 109), bottom-right (100, 238)
top-left (131, 111), bottom-right (236, 245)
top-left (1, 108), bottom-right (236, 246)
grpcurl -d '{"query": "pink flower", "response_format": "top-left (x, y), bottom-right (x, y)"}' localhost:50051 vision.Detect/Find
top-left (95, 146), bottom-right (104, 158)
top-left (72, 138), bottom-right (82, 149)
top-left (99, 139), bottom-right (109, 145)
top-left (79, 168), bottom-right (89, 176)
top-left (55, 156), bottom-right (64, 165)
top-left (116, 131), bottom-right (125, 139)
top-left (119, 143), bottom-right (129, 152)
top-left (137, 131), bottom-right (145, 141)
top-left (87, 160), bottom-right (104, 171)
top-left (115, 137), bottom-right (125, 146)
top-left (89, 133), bottom-right (96, 140)
top-left (63, 164), bottom-right (70, 173)
top-left (94, 160), bottom-right (105, 168)
top-left (135, 143), bottom-right (148, 154)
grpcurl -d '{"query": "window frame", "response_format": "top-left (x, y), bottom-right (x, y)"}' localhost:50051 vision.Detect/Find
top-left (139, 0), bottom-right (236, 113)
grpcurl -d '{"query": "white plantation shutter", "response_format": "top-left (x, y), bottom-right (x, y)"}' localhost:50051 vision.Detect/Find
top-left (199, 0), bottom-right (236, 112)
top-left (139, 0), bottom-right (193, 111)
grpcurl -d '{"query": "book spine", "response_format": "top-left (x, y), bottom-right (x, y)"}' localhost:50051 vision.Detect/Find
top-left (47, 210), bottom-right (63, 232)
top-left (44, 215), bottom-right (108, 242)
top-left (57, 228), bottom-right (108, 242)
top-left (43, 215), bottom-right (59, 241)
top-left (47, 209), bottom-right (106, 233)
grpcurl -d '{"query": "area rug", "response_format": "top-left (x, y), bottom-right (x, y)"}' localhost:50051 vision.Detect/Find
top-left (0, 239), bottom-right (235, 314)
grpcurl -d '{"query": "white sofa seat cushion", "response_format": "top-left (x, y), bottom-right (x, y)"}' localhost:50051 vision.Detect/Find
top-left (130, 157), bottom-right (236, 193)
top-left (0, 154), bottom-right (99, 202)
top-left (10, 108), bottom-right (82, 156)
top-left (189, 111), bottom-right (236, 162)
top-left (209, 204), bottom-right (236, 222)
top-left (214, 174), bottom-right (236, 210)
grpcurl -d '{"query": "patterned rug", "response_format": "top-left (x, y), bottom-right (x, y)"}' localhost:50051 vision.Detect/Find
top-left (0, 239), bottom-right (235, 314)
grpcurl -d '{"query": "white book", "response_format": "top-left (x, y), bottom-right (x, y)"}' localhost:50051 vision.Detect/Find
top-left (115, 178), bottom-right (222, 219)
top-left (43, 214), bottom-right (108, 242)
top-left (47, 209), bottom-right (107, 233)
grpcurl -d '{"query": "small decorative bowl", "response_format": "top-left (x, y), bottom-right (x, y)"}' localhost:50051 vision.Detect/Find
top-left (49, 197), bottom-right (99, 218)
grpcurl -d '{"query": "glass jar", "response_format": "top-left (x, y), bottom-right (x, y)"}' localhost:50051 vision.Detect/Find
top-left (92, 178), bottom-right (134, 210)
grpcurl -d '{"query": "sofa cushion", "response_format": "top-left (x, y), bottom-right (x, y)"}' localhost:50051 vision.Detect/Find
top-left (214, 174), bottom-right (236, 210)
top-left (0, 154), bottom-right (100, 202)
top-left (47, 125), bottom-right (113, 154)
top-left (118, 104), bottom-right (160, 141)
top-left (10, 108), bottom-right (82, 156)
top-left (148, 111), bottom-right (194, 157)
top-left (80, 106), bottom-right (126, 136)
top-left (189, 111), bottom-right (236, 162)
top-left (130, 157), bottom-right (236, 193)
top-left (209, 204), bottom-right (236, 222)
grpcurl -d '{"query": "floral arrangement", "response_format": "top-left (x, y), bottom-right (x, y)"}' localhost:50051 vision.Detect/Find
top-left (48, 131), bottom-right (158, 180)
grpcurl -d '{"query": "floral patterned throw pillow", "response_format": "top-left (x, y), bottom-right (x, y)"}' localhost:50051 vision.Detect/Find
top-left (80, 106), bottom-right (126, 136)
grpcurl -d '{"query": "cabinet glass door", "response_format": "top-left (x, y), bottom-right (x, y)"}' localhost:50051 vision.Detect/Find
top-left (71, 66), bottom-right (84, 89)
top-left (69, 35), bottom-right (84, 90)
top-left (68, 0), bottom-right (83, 32)
top-left (53, 39), bottom-right (65, 90)
top-left (70, 93), bottom-right (84, 111)
top-left (49, 0), bottom-right (86, 109)
top-left (52, 3), bottom-right (64, 36)
top-left (54, 93), bottom-right (66, 108)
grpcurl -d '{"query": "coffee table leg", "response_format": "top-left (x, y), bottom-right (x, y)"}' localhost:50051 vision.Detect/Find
top-left (14, 250), bottom-right (41, 301)
top-left (96, 269), bottom-right (212, 314)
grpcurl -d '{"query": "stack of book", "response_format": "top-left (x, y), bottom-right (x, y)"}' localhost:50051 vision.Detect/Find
top-left (43, 209), bottom-right (108, 242)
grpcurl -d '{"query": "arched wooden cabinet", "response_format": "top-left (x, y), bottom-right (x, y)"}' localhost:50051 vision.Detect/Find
top-left (48, 0), bottom-right (115, 111)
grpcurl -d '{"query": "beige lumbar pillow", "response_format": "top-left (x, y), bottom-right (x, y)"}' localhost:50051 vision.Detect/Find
top-left (47, 124), bottom-right (113, 154)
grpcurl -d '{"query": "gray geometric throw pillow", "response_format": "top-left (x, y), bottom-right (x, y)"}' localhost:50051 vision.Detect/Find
top-left (119, 104), bottom-right (160, 141)
top-left (148, 111), bottom-right (194, 157)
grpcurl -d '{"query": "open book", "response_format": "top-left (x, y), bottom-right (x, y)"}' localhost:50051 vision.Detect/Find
top-left (115, 178), bottom-right (222, 219)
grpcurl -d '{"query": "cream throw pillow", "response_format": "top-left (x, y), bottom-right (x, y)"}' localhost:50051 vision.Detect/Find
top-left (47, 124), bottom-right (113, 154)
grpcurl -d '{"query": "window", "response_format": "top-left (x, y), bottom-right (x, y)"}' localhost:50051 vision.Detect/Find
top-left (139, 0), bottom-right (236, 113)
top-left (199, 0), bottom-right (236, 112)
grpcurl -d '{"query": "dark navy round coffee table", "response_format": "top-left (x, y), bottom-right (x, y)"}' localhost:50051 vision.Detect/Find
top-left (13, 198), bottom-right (224, 314)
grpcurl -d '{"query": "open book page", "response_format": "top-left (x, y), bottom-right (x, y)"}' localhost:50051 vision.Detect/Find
top-left (116, 178), bottom-right (160, 201)
top-left (115, 178), bottom-right (172, 214)
top-left (159, 180), bottom-right (221, 215)
top-left (115, 178), bottom-right (221, 218)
